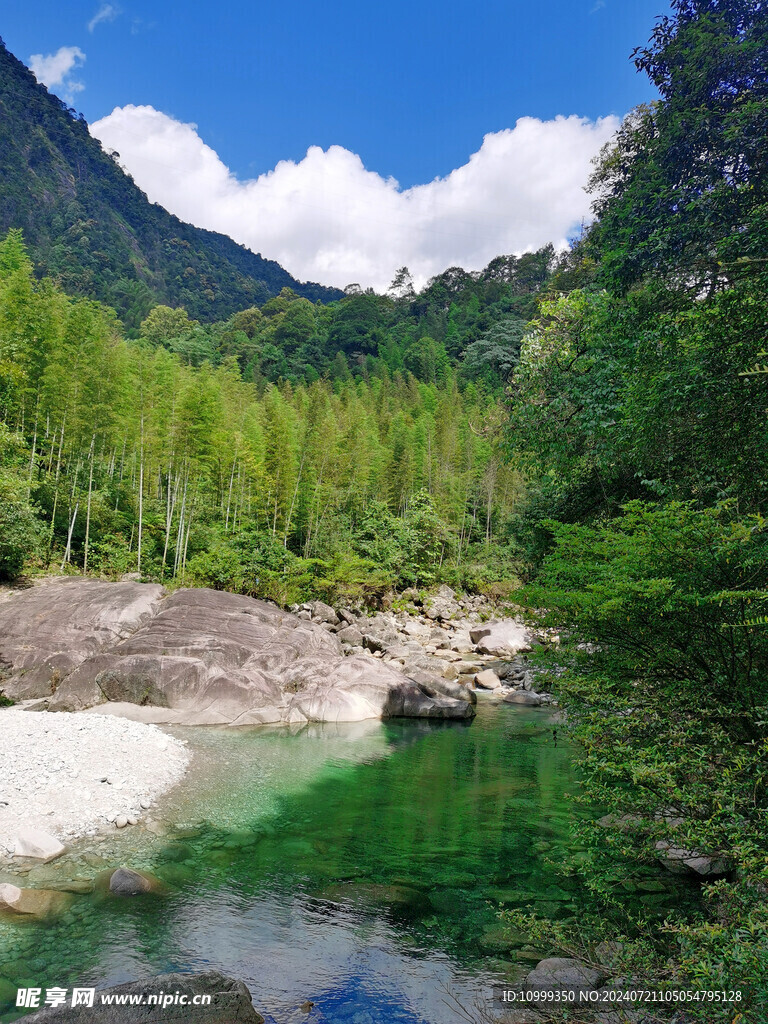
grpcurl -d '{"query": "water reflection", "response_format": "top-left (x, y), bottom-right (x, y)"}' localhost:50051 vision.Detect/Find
top-left (0, 705), bottom-right (693, 1023)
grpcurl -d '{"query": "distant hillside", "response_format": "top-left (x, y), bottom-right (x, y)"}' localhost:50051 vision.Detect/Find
top-left (0, 40), bottom-right (342, 329)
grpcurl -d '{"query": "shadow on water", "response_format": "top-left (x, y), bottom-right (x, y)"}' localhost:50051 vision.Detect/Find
top-left (0, 705), bottom-right (698, 1024)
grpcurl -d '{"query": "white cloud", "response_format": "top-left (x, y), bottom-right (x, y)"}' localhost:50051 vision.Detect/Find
top-left (91, 105), bottom-right (619, 291)
top-left (29, 46), bottom-right (86, 104)
top-left (88, 3), bottom-right (120, 32)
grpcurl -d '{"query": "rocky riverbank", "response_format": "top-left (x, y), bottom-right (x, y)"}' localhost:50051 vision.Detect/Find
top-left (0, 579), bottom-right (551, 726)
top-left (0, 578), bottom-right (553, 860)
top-left (290, 584), bottom-right (553, 708)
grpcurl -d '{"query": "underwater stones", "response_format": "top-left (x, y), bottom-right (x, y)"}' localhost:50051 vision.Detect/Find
top-left (107, 868), bottom-right (160, 896)
top-left (0, 977), bottom-right (17, 1008)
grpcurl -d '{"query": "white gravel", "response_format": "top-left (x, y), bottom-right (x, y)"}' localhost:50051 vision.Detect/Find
top-left (0, 709), bottom-right (190, 853)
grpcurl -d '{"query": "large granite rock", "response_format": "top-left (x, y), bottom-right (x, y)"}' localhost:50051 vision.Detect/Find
top-left (0, 581), bottom-right (473, 725)
top-left (20, 971), bottom-right (263, 1023)
top-left (470, 620), bottom-right (532, 657)
top-left (0, 579), bottom-right (164, 701)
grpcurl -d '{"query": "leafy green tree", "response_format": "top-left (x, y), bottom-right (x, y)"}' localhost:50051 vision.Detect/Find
top-left (461, 316), bottom-right (527, 388)
top-left (140, 305), bottom-right (200, 350)
top-left (588, 0), bottom-right (768, 294)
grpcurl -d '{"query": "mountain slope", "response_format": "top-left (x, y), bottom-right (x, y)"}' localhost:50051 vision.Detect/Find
top-left (0, 40), bottom-right (342, 329)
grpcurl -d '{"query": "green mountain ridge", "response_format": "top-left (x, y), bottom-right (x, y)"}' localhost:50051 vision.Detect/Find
top-left (0, 39), bottom-right (342, 330)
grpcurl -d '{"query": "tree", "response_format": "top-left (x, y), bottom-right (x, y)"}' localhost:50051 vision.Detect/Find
top-left (461, 316), bottom-right (527, 388)
top-left (588, 0), bottom-right (768, 294)
top-left (387, 266), bottom-right (415, 303)
top-left (139, 305), bottom-right (199, 350)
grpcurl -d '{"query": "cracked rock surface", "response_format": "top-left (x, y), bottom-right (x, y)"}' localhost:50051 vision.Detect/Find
top-left (0, 579), bottom-right (474, 725)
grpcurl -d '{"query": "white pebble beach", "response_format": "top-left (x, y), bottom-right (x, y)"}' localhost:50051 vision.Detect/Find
top-left (0, 709), bottom-right (190, 855)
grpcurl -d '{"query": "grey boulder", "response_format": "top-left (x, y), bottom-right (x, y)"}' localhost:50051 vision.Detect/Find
top-left (503, 691), bottom-right (544, 706)
top-left (470, 620), bottom-right (532, 657)
top-left (0, 579), bottom-right (164, 701)
top-left (655, 840), bottom-right (733, 878)
top-left (0, 581), bottom-right (472, 725)
top-left (523, 957), bottom-right (610, 1003)
top-left (108, 868), bottom-right (159, 896)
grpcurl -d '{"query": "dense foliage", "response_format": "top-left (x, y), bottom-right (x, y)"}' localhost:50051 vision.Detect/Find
top-left (0, 39), bottom-right (342, 330)
top-left (1, 0), bottom-right (766, 1014)
top-left (505, 1), bottom-right (768, 1018)
top-left (0, 229), bottom-right (550, 601)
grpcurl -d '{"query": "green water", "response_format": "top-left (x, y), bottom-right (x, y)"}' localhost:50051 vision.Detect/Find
top-left (0, 705), bottom-right (693, 1023)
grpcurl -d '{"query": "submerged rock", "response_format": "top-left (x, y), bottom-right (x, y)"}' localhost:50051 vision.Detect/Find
top-left (0, 581), bottom-right (473, 726)
top-left (0, 883), bottom-right (72, 919)
top-left (108, 867), bottom-right (161, 896)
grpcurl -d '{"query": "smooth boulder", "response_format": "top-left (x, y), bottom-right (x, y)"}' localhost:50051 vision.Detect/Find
top-left (0, 579), bottom-right (164, 701)
top-left (503, 691), bottom-right (544, 706)
top-left (474, 669), bottom-right (502, 690)
top-left (108, 868), bottom-right (159, 896)
top-left (0, 582), bottom-right (473, 725)
top-left (0, 883), bottom-right (71, 919)
top-left (523, 957), bottom-right (610, 1003)
top-left (470, 620), bottom-right (532, 657)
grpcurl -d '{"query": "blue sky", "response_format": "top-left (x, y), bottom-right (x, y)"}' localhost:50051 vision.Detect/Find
top-left (2, 1), bottom-right (671, 288)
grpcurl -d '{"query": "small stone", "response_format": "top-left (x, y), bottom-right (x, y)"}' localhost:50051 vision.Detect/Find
top-left (115, 815), bottom-right (128, 829)
top-left (474, 668), bottom-right (502, 690)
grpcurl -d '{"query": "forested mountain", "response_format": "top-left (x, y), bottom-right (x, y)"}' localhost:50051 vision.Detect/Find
top-left (0, 230), bottom-right (524, 602)
top-left (2, 0), bottom-right (767, 1014)
top-left (0, 39), bottom-right (342, 330)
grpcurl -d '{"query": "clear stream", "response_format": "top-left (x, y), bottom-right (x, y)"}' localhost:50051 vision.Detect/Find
top-left (0, 704), bottom-right (694, 1024)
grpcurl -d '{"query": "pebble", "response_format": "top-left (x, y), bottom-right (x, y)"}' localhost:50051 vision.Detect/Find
top-left (0, 710), bottom-right (190, 850)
